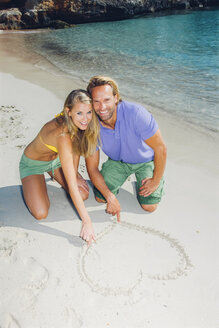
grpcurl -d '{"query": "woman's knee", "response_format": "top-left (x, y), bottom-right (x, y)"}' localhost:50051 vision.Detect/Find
top-left (79, 188), bottom-right (89, 201)
top-left (141, 203), bottom-right (158, 213)
top-left (30, 205), bottom-right (49, 220)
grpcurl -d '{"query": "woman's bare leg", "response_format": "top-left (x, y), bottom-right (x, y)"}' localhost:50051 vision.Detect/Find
top-left (21, 174), bottom-right (50, 220)
top-left (48, 167), bottom-right (69, 191)
top-left (48, 167), bottom-right (89, 200)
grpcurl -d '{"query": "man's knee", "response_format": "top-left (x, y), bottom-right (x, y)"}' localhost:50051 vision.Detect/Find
top-left (95, 196), bottom-right (106, 203)
top-left (141, 203), bottom-right (158, 213)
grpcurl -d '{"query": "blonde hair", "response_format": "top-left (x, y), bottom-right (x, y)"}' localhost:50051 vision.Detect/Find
top-left (87, 75), bottom-right (122, 102)
top-left (56, 89), bottom-right (100, 157)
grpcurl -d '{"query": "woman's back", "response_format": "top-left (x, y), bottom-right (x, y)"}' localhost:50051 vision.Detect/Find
top-left (24, 119), bottom-right (67, 161)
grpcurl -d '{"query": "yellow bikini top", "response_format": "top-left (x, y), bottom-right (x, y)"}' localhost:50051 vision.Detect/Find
top-left (39, 113), bottom-right (65, 153)
top-left (39, 135), bottom-right (58, 153)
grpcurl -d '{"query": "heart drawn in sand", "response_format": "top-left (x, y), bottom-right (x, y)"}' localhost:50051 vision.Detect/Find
top-left (78, 220), bottom-right (192, 297)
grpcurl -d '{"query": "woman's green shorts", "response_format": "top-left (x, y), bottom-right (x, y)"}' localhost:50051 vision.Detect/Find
top-left (19, 153), bottom-right (61, 179)
top-left (94, 158), bottom-right (164, 205)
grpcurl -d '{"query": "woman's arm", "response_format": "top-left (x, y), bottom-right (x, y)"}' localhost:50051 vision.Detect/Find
top-left (73, 154), bottom-right (89, 196)
top-left (57, 134), bottom-right (95, 245)
top-left (86, 150), bottom-right (121, 221)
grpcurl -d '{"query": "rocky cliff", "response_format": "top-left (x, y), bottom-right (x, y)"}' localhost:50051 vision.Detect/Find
top-left (0, 0), bottom-right (218, 30)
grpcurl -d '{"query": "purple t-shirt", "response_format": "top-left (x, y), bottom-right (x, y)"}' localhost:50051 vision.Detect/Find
top-left (98, 101), bottom-right (158, 164)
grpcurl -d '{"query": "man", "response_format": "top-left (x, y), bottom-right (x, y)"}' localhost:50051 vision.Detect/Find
top-left (86, 76), bottom-right (167, 221)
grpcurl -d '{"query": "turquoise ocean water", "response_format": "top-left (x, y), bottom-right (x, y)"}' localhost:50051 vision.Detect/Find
top-left (24, 9), bottom-right (218, 132)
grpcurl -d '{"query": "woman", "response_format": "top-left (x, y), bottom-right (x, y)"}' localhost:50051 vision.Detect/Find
top-left (19, 89), bottom-right (99, 245)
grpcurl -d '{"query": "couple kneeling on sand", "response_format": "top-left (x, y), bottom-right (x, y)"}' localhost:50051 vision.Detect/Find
top-left (19, 76), bottom-right (167, 245)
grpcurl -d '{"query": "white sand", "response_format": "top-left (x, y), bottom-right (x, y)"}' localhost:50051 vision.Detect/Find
top-left (0, 37), bottom-right (219, 328)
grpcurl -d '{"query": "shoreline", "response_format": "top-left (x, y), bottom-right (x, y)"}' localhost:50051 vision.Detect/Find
top-left (0, 29), bottom-right (218, 135)
top-left (0, 32), bottom-right (219, 328)
top-left (0, 30), bottom-right (218, 174)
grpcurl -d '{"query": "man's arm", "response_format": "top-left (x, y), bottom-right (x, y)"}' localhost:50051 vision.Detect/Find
top-left (85, 150), bottom-right (121, 221)
top-left (139, 129), bottom-right (167, 197)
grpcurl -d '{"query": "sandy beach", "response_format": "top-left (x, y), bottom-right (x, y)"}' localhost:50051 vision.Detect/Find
top-left (0, 31), bottom-right (219, 328)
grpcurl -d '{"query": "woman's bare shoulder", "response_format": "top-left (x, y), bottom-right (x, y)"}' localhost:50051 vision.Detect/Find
top-left (40, 119), bottom-right (67, 138)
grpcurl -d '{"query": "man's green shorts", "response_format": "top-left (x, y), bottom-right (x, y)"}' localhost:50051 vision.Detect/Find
top-left (94, 158), bottom-right (164, 205)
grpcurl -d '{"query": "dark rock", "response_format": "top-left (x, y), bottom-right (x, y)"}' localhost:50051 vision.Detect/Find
top-left (0, 7), bottom-right (22, 29)
top-left (0, 0), bottom-right (26, 10)
top-left (22, 9), bottom-right (39, 27)
top-left (174, 0), bottom-right (191, 9)
top-left (49, 19), bottom-right (73, 29)
top-left (22, 9), bottom-right (51, 27)
top-left (0, 0), bottom-right (12, 10)
top-left (0, 0), bottom-right (218, 30)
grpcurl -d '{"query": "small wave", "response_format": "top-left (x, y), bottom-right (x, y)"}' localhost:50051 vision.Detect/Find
top-left (20, 8), bottom-right (219, 132)
top-left (0, 29), bottom-right (48, 34)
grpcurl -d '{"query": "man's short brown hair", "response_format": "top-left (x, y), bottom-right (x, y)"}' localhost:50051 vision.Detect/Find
top-left (87, 76), bottom-right (122, 102)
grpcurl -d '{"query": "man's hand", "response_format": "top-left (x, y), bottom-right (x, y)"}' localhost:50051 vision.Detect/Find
top-left (106, 193), bottom-right (121, 222)
top-left (138, 177), bottom-right (159, 198)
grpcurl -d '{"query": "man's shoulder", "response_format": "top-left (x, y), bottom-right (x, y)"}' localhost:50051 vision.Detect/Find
top-left (119, 100), bottom-right (146, 113)
top-left (119, 101), bottom-right (150, 118)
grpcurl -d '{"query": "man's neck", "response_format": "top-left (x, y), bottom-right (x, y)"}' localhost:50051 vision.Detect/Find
top-left (100, 105), bottom-right (117, 130)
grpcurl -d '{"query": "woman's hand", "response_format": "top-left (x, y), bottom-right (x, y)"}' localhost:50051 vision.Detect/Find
top-left (80, 220), bottom-right (96, 246)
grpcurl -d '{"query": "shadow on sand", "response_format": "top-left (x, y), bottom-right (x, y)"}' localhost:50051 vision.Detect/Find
top-left (0, 181), bottom-right (146, 247)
